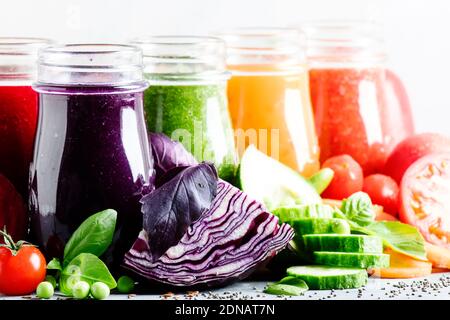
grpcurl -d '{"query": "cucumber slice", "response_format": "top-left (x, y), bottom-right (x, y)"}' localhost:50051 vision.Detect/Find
top-left (314, 252), bottom-right (390, 269)
top-left (239, 145), bottom-right (321, 210)
top-left (291, 218), bottom-right (350, 236)
top-left (308, 168), bottom-right (334, 194)
top-left (303, 234), bottom-right (383, 253)
top-left (287, 265), bottom-right (368, 290)
top-left (273, 204), bottom-right (334, 222)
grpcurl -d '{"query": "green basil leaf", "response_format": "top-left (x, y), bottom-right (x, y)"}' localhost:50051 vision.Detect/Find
top-left (63, 209), bottom-right (117, 266)
top-left (341, 192), bottom-right (375, 227)
top-left (264, 276), bottom-right (308, 296)
top-left (365, 221), bottom-right (427, 261)
top-left (47, 258), bottom-right (62, 271)
top-left (60, 253), bottom-right (117, 296)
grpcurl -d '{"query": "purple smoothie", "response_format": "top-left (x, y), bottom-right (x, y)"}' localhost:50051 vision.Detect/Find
top-left (29, 83), bottom-right (154, 266)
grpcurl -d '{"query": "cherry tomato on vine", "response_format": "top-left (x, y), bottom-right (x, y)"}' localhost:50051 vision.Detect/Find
top-left (0, 230), bottom-right (46, 295)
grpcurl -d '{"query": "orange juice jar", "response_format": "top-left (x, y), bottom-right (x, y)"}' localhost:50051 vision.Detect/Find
top-left (222, 28), bottom-right (319, 177)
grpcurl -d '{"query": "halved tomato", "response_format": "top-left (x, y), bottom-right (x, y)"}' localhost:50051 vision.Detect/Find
top-left (399, 153), bottom-right (450, 249)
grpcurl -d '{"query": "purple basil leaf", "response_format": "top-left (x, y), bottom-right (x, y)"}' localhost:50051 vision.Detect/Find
top-left (155, 166), bottom-right (189, 189)
top-left (140, 162), bottom-right (218, 261)
top-left (150, 133), bottom-right (197, 179)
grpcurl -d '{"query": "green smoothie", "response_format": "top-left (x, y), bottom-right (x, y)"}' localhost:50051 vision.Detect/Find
top-left (144, 83), bottom-right (237, 183)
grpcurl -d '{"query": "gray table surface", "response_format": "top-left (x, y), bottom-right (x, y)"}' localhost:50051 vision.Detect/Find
top-left (2, 272), bottom-right (450, 300)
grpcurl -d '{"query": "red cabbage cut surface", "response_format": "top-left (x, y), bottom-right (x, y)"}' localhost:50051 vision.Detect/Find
top-left (123, 180), bottom-right (294, 287)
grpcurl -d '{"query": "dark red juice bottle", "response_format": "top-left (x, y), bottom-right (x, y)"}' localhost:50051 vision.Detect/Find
top-left (30, 44), bottom-right (154, 267)
top-left (0, 38), bottom-right (50, 198)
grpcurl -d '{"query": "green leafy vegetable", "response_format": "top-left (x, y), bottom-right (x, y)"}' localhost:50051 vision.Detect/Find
top-left (63, 209), bottom-right (117, 266)
top-left (47, 258), bottom-right (62, 271)
top-left (59, 253), bottom-right (117, 296)
top-left (365, 221), bottom-right (427, 261)
top-left (308, 168), bottom-right (334, 194)
top-left (340, 192), bottom-right (375, 227)
top-left (264, 276), bottom-right (309, 296)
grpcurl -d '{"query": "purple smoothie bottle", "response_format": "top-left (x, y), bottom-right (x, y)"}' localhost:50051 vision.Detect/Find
top-left (30, 44), bottom-right (154, 267)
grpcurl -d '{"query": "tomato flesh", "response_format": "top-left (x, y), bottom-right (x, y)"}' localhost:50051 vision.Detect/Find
top-left (400, 153), bottom-right (450, 249)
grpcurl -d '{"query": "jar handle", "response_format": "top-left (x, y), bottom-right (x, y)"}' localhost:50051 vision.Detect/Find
top-left (385, 69), bottom-right (415, 136)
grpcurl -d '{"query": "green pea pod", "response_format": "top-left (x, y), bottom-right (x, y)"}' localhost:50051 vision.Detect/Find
top-left (308, 168), bottom-right (334, 194)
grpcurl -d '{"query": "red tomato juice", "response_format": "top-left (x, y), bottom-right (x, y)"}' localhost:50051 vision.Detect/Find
top-left (0, 85), bottom-right (38, 196)
top-left (310, 68), bottom-right (413, 175)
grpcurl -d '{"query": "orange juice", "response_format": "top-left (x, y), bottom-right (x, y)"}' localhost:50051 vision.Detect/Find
top-left (227, 64), bottom-right (320, 177)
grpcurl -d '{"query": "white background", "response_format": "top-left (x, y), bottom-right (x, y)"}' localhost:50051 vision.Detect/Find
top-left (2, 0), bottom-right (449, 135)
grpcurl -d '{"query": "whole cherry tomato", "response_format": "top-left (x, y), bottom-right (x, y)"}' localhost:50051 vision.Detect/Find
top-left (321, 154), bottom-right (363, 200)
top-left (363, 174), bottom-right (399, 216)
top-left (0, 230), bottom-right (46, 295)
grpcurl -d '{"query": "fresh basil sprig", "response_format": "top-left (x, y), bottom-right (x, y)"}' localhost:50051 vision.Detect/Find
top-left (332, 192), bottom-right (427, 261)
top-left (46, 209), bottom-right (118, 297)
top-left (63, 209), bottom-right (117, 266)
top-left (340, 192), bottom-right (375, 227)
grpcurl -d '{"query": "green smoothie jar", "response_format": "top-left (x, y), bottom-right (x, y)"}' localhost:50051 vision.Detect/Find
top-left (133, 36), bottom-right (237, 182)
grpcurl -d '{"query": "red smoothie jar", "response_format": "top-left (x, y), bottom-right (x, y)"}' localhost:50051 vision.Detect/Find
top-left (304, 23), bottom-right (414, 174)
top-left (0, 38), bottom-right (50, 196)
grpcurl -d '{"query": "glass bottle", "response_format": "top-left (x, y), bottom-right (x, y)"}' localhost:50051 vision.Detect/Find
top-left (304, 22), bottom-right (414, 174)
top-left (133, 36), bottom-right (238, 183)
top-left (0, 37), bottom-right (50, 197)
top-left (222, 28), bottom-right (320, 177)
top-left (30, 44), bottom-right (154, 264)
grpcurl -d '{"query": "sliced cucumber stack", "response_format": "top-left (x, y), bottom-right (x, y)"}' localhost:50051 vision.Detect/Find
top-left (303, 234), bottom-right (383, 253)
top-left (287, 265), bottom-right (368, 290)
top-left (313, 252), bottom-right (390, 269)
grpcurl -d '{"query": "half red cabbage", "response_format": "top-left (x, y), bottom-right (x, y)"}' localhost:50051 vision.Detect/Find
top-left (123, 180), bottom-right (294, 287)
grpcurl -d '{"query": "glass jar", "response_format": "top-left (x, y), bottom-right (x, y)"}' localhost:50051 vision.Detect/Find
top-left (0, 37), bottom-right (50, 197)
top-left (30, 44), bottom-right (154, 264)
top-left (304, 22), bottom-right (414, 174)
top-left (132, 36), bottom-right (237, 183)
top-left (221, 28), bottom-right (320, 177)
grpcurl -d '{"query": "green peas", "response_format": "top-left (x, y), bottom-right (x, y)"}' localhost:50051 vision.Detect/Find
top-left (91, 282), bottom-right (110, 300)
top-left (117, 276), bottom-right (135, 294)
top-left (332, 219), bottom-right (351, 234)
top-left (45, 275), bottom-right (57, 289)
top-left (36, 281), bottom-right (54, 299)
top-left (72, 281), bottom-right (90, 299)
